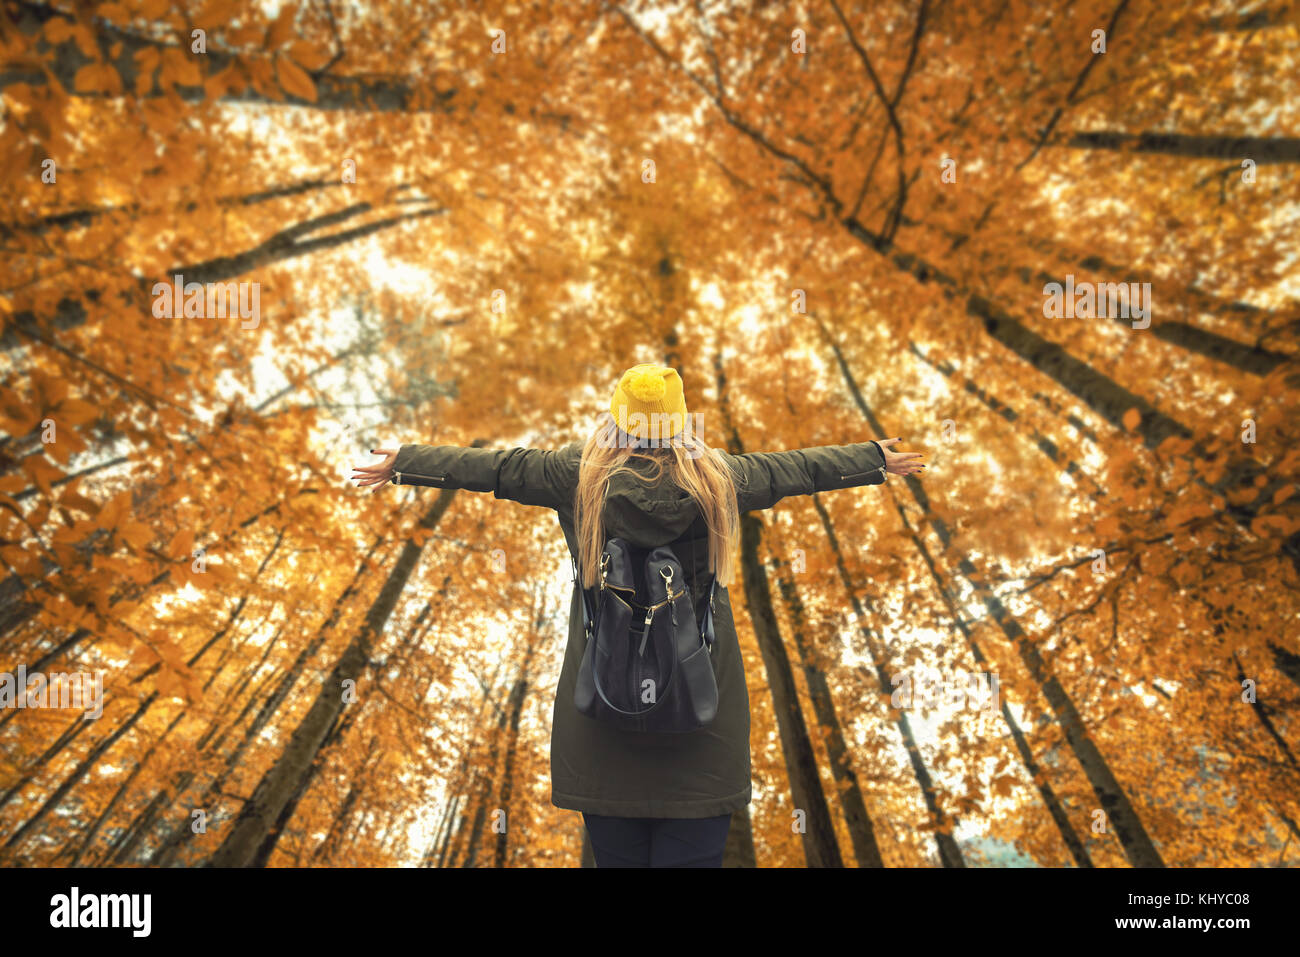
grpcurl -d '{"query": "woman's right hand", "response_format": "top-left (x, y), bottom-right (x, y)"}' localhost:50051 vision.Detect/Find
top-left (875, 438), bottom-right (926, 477)
top-left (352, 448), bottom-right (399, 490)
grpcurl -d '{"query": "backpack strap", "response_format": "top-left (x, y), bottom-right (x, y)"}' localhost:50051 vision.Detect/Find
top-left (571, 554), bottom-right (595, 639)
top-left (700, 575), bottom-right (718, 653)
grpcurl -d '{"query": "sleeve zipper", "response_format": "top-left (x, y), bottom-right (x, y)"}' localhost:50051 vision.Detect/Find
top-left (840, 466), bottom-right (886, 481)
top-left (393, 470), bottom-right (446, 486)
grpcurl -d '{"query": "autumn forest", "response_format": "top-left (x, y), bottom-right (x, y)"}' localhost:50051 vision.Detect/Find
top-left (1, 0), bottom-right (1298, 868)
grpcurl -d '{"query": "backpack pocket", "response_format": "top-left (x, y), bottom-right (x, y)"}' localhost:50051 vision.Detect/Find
top-left (677, 641), bottom-right (719, 726)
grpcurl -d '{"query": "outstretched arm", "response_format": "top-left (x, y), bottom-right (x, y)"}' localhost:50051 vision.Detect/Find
top-left (722, 437), bottom-right (924, 511)
top-left (352, 442), bottom-right (582, 510)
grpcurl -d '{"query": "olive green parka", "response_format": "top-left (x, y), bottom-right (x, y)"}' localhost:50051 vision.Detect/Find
top-left (391, 438), bottom-right (888, 818)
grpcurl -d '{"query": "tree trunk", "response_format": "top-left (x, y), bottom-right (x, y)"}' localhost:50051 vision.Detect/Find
top-left (1269, 643), bottom-right (1300, 691)
top-left (85, 610), bottom-right (279, 866)
top-left (0, 177), bottom-right (344, 239)
top-left (1064, 130), bottom-right (1300, 165)
top-left (1231, 652), bottom-right (1298, 773)
top-left (826, 332), bottom-right (1164, 867)
top-left (313, 776), bottom-right (364, 864)
top-left (249, 710), bottom-right (374, 868)
top-left (4, 203), bottom-right (446, 351)
top-left (494, 607), bottom-right (543, 868)
top-left (692, 97), bottom-right (1299, 569)
top-left (715, 352), bottom-right (843, 867)
top-left (722, 804), bottom-right (758, 867)
top-left (737, 512), bottom-right (845, 867)
top-left (811, 500), bottom-right (967, 868)
top-left (907, 341), bottom-right (1100, 494)
top-left (419, 652), bottom-right (509, 867)
top-left (204, 479), bottom-right (468, 867)
top-left (461, 687), bottom-right (513, 868)
top-left (435, 795), bottom-right (462, 868)
top-left (932, 222), bottom-right (1291, 372)
top-left (2, 2), bottom-right (464, 114)
top-left (3, 692), bottom-right (157, 858)
top-left (835, 216), bottom-right (1300, 575)
top-left (7, 490), bottom-right (317, 675)
top-left (493, 674), bottom-right (530, 868)
top-left (145, 549), bottom-right (383, 865)
top-left (771, 557), bottom-right (887, 867)
top-left (0, 710), bottom-right (92, 815)
top-left (63, 710), bottom-right (185, 866)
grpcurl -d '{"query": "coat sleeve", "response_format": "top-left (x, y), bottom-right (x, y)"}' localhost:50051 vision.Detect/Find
top-left (721, 441), bottom-right (887, 512)
top-left (391, 441), bottom-right (581, 510)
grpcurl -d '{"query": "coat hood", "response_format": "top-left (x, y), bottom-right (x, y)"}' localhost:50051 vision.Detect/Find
top-left (601, 456), bottom-right (703, 547)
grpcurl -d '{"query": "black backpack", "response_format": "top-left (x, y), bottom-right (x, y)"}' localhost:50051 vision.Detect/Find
top-left (571, 538), bottom-right (718, 733)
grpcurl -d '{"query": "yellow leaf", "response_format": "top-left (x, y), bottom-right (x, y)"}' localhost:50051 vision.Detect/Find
top-left (265, 4), bottom-right (298, 48)
top-left (1122, 407), bottom-right (1141, 432)
top-left (20, 455), bottom-right (63, 499)
top-left (204, 63), bottom-right (242, 100)
top-left (0, 545), bottom-right (42, 577)
top-left (44, 18), bottom-right (77, 44)
top-left (992, 774), bottom-right (1017, 797)
top-left (133, 45), bottom-right (161, 90)
top-left (1095, 515), bottom-right (1122, 539)
top-left (289, 40), bottom-right (334, 71)
top-left (244, 56), bottom-right (280, 100)
top-left (155, 668), bottom-right (183, 700)
top-left (53, 397), bottom-right (99, 427)
top-left (1227, 486), bottom-right (1259, 505)
top-left (58, 489), bottom-right (100, 515)
top-left (118, 521), bottom-right (154, 551)
top-left (1251, 515), bottom-right (1289, 536)
top-left (130, 642), bottom-right (160, 667)
top-left (96, 3), bottom-right (131, 24)
top-left (96, 489), bottom-right (131, 529)
top-left (72, 24), bottom-right (100, 59)
top-left (1166, 502), bottom-right (1213, 529)
top-left (73, 63), bottom-right (122, 94)
top-left (276, 55), bottom-right (317, 102)
top-left (160, 47), bottom-right (202, 88)
top-left (194, 0), bottom-right (242, 23)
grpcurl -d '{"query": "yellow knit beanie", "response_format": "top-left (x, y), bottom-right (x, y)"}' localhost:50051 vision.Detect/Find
top-left (610, 363), bottom-right (688, 441)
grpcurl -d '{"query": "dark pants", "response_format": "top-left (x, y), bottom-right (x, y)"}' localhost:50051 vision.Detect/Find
top-left (582, 812), bottom-right (732, 867)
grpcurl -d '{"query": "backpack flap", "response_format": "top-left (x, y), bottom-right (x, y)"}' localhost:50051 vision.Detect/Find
top-left (575, 540), bottom-right (642, 718)
top-left (600, 538), bottom-right (636, 593)
top-left (645, 547), bottom-right (719, 730)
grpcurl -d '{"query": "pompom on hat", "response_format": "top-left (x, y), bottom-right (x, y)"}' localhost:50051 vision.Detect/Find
top-left (610, 363), bottom-right (688, 441)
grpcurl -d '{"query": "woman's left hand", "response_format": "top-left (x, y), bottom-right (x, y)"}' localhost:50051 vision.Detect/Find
top-left (352, 448), bottom-right (399, 489)
top-left (875, 437), bottom-right (926, 477)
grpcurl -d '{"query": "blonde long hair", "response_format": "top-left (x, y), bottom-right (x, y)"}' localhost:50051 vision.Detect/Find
top-left (575, 414), bottom-right (740, 589)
